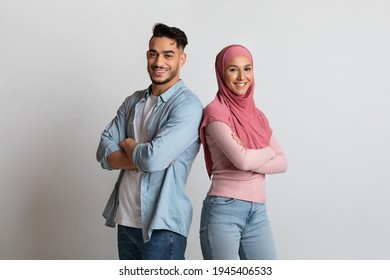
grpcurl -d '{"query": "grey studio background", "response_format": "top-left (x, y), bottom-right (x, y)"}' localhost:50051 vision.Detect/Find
top-left (1, 0), bottom-right (389, 260)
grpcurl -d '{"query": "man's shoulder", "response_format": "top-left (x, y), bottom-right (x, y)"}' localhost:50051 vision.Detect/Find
top-left (123, 88), bottom-right (148, 104)
top-left (174, 84), bottom-right (202, 107)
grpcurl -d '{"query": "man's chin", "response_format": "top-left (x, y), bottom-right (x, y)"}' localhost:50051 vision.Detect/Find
top-left (150, 77), bottom-right (172, 85)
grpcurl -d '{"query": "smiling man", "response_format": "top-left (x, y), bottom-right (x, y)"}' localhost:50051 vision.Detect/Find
top-left (96, 23), bottom-right (203, 260)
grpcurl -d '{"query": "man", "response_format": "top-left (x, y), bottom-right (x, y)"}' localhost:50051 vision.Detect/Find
top-left (96, 23), bottom-right (203, 260)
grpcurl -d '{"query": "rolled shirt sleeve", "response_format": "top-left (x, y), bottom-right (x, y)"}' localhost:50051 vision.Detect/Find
top-left (96, 97), bottom-right (132, 170)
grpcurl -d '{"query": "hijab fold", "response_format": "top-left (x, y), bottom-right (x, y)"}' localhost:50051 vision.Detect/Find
top-left (200, 44), bottom-right (272, 178)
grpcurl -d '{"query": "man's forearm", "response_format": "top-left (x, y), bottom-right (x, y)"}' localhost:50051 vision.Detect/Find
top-left (107, 150), bottom-right (136, 170)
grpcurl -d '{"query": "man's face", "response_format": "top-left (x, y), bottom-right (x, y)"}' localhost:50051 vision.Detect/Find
top-left (147, 36), bottom-right (186, 87)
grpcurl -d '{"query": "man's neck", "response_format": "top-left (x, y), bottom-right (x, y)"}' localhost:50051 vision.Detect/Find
top-left (151, 78), bottom-right (180, 96)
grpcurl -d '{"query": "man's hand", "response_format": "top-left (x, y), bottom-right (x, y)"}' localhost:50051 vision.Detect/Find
top-left (120, 138), bottom-right (138, 159)
top-left (106, 138), bottom-right (138, 170)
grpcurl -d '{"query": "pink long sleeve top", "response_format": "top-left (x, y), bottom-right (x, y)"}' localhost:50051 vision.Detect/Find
top-left (204, 121), bottom-right (287, 203)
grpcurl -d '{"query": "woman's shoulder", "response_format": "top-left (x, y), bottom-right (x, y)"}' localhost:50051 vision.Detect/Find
top-left (204, 98), bottom-right (229, 115)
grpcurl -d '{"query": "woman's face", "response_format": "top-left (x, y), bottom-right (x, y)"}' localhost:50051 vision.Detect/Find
top-left (223, 55), bottom-right (253, 96)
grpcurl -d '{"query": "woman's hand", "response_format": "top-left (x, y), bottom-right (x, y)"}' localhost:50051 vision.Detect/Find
top-left (231, 132), bottom-right (244, 148)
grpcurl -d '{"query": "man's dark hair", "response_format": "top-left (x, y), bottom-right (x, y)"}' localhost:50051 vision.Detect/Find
top-left (150, 23), bottom-right (188, 50)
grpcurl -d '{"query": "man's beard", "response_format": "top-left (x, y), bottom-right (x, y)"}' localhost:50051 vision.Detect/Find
top-left (150, 76), bottom-right (174, 85)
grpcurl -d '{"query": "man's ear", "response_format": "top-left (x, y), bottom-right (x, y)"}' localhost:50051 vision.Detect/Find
top-left (179, 52), bottom-right (186, 67)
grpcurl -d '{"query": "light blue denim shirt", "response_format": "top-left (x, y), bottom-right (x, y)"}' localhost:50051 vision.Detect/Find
top-left (96, 80), bottom-right (203, 241)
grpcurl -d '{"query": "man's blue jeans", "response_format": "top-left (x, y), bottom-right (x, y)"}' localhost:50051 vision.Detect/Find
top-left (200, 195), bottom-right (277, 260)
top-left (117, 225), bottom-right (187, 260)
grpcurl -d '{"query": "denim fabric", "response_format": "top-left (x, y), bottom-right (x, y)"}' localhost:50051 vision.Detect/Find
top-left (117, 225), bottom-right (187, 260)
top-left (97, 80), bottom-right (203, 241)
top-left (199, 195), bottom-right (277, 260)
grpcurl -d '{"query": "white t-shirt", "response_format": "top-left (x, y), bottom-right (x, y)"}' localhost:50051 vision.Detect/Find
top-left (115, 94), bottom-right (158, 228)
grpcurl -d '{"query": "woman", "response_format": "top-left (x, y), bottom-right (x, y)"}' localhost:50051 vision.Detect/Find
top-left (199, 44), bottom-right (287, 260)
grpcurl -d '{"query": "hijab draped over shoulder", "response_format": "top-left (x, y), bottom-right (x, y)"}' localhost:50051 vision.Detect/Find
top-left (200, 44), bottom-right (272, 178)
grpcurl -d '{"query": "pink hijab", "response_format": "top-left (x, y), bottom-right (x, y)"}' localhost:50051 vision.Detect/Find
top-left (200, 44), bottom-right (272, 177)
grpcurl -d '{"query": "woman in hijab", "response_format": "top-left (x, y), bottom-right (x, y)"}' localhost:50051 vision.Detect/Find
top-left (199, 44), bottom-right (287, 260)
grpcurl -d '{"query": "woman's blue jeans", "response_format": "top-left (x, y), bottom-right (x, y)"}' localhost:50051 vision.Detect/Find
top-left (200, 195), bottom-right (277, 260)
top-left (117, 225), bottom-right (187, 260)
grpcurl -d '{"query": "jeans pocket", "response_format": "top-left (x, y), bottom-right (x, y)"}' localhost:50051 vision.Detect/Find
top-left (210, 195), bottom-right (235, 205)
